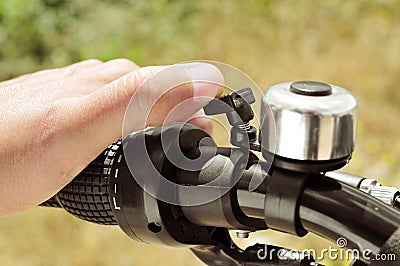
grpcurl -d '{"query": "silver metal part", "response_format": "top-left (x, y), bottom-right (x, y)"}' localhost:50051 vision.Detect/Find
top-left (327, 172), bottom-right (400, 208)
top-left (325, 172), bottom-right (364, 188)
top-left (359, 178), bottom-right (380, 193)
top-left (232, 230), bottom-right (251, 238)
top-left (260, 81), bottom-right (358, 161)
top-left (370, 186), bottom-right (400, 207)
top-left (358, 177), bottom-right (400, 207)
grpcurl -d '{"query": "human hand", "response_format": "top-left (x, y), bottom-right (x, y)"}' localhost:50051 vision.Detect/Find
top-left (0, 59), bottom-right (224, 217)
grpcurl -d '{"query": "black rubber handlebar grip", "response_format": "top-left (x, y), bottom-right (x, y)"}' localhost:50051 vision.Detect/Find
top-left (40, 141), bottom-right (122, 226)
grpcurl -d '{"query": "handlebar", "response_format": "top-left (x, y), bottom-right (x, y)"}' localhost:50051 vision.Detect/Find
top-left (40, 125), bottom-right (400, 265)
top-left (37, 84), bottom-right (400, 265)
top-left (237, 172), bottom-right (400, 255)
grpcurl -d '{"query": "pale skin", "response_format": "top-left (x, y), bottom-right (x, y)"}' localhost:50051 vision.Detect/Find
top-left (0, 59), bottom-right (224, 217)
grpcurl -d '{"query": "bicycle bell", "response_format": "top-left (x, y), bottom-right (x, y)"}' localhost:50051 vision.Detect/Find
top-left (260, 81), bottom-right (358, 172)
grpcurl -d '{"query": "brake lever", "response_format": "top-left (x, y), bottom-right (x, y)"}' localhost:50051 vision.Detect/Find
top-left (203, 87), bottom-right (260, 151)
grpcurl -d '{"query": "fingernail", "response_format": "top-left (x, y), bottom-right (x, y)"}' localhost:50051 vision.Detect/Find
top-left (183, 63), bottom-right (224, 102)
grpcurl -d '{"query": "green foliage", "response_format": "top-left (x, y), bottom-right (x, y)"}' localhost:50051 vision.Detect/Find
top-left (0, 0), bottom-right (209, 78)
top-left (1, 0), bottom-right (399, 80)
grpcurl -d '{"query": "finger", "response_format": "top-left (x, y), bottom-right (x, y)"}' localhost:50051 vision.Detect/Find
top-left (59, 59), bottom-right (104, 76)
top-left (58, 59), bottom-right (140, 96)
top-left (78, 63), bottom-right (224, 147)
top-left (68, 59), bottom-right (103, 68)
top-left (0, 59), bottom-right (103, 88)
top-left (129, 63), bottom-right (224, 133)
top-left (187, 109), bottom-right (214, 135)
top-left (93, 58), bottom-right (140, 82)
top-left (44, 63), bottom-right (224, 194)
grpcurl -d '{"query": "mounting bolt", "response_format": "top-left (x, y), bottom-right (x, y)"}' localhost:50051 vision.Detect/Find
top-left (233, 230), bottom-right (251, 239)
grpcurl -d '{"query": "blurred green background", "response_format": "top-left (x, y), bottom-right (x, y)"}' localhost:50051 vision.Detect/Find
top-left (1, 0), bottom-right (400, 265)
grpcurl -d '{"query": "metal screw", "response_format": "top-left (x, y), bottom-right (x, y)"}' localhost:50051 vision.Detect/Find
top-left (234, 230), bottom-right (250, 238)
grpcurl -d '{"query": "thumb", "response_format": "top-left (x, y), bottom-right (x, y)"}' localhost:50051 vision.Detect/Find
top-left (123, 62), bottom-right (225, 135)
top-left (81, 62), bottom-right (224, 147)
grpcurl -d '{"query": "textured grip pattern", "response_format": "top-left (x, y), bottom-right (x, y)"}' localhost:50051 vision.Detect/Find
top-left (40, 196), bottom-right (60, 207)
top-left (45, 142), bottom-right (122, 225)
